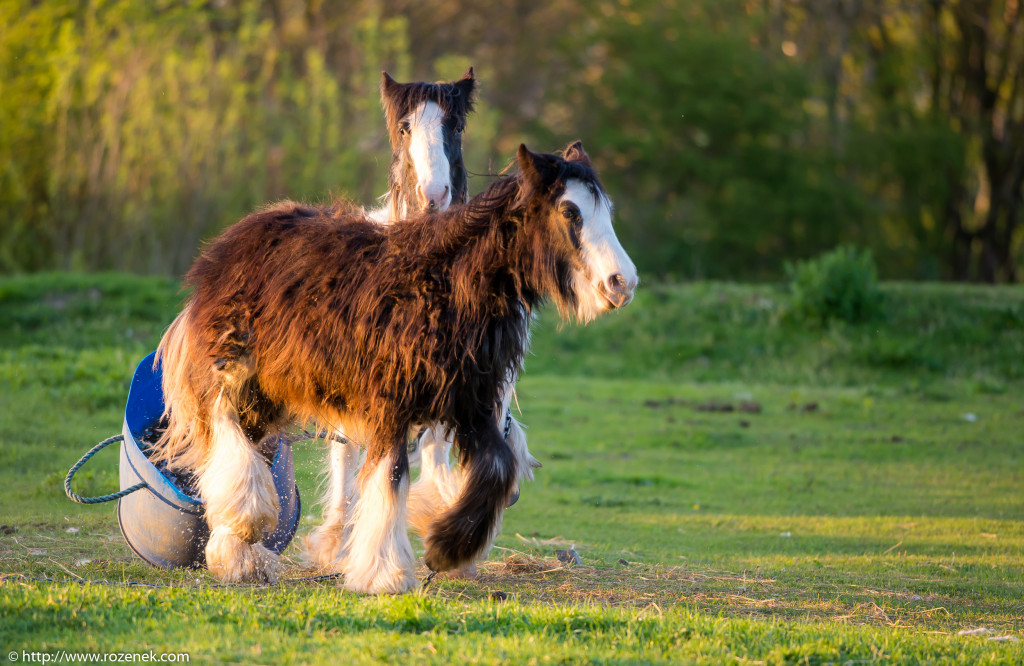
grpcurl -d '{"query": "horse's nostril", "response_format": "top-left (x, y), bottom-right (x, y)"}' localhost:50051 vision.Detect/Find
top-left (608, 273), bottom-right (626, 291)
top-left (422, 185), bottom-right (449, 212)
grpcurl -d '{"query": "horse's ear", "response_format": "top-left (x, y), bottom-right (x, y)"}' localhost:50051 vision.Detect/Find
top-left (517, 144), bottom-right (559, 187)
top-left (455, 66), bottom-right (477, 105)
top-left (381, 71), bottom-right (400, 100)
top-left (564, 140), bottom-right (592, 167)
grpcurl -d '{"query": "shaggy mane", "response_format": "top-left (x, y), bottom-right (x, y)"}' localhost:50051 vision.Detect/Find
top-left (381, 75), bottom-right (476, 147)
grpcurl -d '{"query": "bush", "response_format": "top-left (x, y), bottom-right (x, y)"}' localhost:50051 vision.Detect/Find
top-left (785, 246), bottom-right (883, 325)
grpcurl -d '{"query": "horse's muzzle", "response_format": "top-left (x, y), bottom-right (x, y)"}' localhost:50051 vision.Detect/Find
top-left (599, 272), bottom-right (636, 309)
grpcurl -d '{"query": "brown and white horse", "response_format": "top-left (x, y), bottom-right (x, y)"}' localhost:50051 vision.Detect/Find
top-left (367, 69), bottom-right (475, 222)
top-left (153, 142), bottom-right (637, 593)
top-left (303, 69), bottom-right (537, 576)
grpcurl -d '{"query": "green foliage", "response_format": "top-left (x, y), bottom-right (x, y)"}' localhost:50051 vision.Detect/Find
top-left (0, 1), bottom-right (1020, 282)
top-left (540, 0), bottom-right (867, 280)
top-left (844, 118), bottom-right (967, 279)
top-left (784, 245), bottom-right (883, 325)
top-left (538, 0), bottom-right (1021, 282)
top-left (0, 1), bottom-right (410, 275)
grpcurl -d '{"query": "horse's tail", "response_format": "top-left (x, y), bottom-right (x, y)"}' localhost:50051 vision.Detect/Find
top-left (423, 427), bottom-right (518, 572)
top-left (151, 305), bottom-right (211, 472)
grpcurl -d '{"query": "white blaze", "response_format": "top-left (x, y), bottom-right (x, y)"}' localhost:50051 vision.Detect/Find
top-left (560, 179), bottom-right (638, 320)
top-left (407, 101), bottom-right (452, 211)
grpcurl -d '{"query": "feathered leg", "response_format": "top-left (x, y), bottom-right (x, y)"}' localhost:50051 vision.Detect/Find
top-left (198, 394), bottom-right (280, 583)
top-left (408, 384), bottom-right (539, 532)
top-left (500, 383), bottom-right (541, 490)
top-left (407, 427), bottom-right (463, 535)
top-left (423, 411), bottom-right (518, 573)
top-left (302, 433), bottom-right (362, 571)
top-left (342, 444), bottom-right (416, 594)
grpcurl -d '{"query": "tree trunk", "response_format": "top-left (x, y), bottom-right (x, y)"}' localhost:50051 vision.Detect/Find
top-left (946, 0), bottom-right (1023, 282)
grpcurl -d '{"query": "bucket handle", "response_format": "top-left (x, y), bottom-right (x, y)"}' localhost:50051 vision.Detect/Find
top-left (65, 435), bottom-right (148, 504)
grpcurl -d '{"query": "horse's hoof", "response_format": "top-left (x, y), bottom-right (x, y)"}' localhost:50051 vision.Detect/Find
top-left (343, 563), bottom-right (417, 594)
top-left (206, 528), bottom-right (279, 584)
top-left (300, 527), bottom-right (347, 572)
top-left (438, 562), bottom-right (478, 580)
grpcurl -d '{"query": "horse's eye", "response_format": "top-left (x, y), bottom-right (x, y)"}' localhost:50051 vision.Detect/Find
top-left (398, 122), bottom-right (410, 136)
top-left (561, 203), bottom-right (581, 222)
top-left (455, 124), bottom-right (464, 134)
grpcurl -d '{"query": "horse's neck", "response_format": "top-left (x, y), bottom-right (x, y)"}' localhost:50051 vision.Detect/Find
top-left (434, 178), bottom-right (543, 309)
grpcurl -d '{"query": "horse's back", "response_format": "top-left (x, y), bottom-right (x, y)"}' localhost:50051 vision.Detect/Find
top-left (189, 201), bottom-right (381, 289)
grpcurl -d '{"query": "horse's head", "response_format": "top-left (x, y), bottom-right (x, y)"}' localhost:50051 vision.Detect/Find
top-left (381, 69), bottom-right (476, 219)
top-left (516, 141), bottom-right (638, 323)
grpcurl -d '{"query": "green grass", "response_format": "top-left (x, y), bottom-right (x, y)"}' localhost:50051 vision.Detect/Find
top-left (2, 273), bottom-right (1023, 663)
top-left (528, 281), bottom-right (1024, 386)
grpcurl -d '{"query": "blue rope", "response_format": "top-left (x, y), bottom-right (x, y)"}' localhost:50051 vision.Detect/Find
top-left (65, 434), bottom-right (147, 504)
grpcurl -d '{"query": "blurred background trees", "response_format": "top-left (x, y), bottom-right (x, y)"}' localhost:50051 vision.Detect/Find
top-left (1, 0), bottom-right (1021, 282)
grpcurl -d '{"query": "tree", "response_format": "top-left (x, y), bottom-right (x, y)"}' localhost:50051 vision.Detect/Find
top-left (545, 0), bottom-right (863, 279)
top-left (770, 0), bottom-right (1024, 282)
top-left (934, 0), bottom-right (1024, 282)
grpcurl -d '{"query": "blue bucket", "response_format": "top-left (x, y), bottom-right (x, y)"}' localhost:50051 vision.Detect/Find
top-left (66, 351), bottom-right (301, 569)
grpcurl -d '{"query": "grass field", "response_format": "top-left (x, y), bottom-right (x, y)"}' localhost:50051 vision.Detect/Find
top-left (1, 273), bottom-right (1023, 663)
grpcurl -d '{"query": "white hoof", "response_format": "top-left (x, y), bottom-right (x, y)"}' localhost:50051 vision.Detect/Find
top-left (301, 525), bottom-right (348, 572)
top-left (343, 558), bottom-right (418, 594)
top-left (205, 526), bottom-right (279, 584)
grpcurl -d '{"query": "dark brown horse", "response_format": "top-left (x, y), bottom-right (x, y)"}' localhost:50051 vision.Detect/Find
top-left (154, 142), bottom-right (637, 592)
top-left (305, 68), bottom-right (519, 578)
